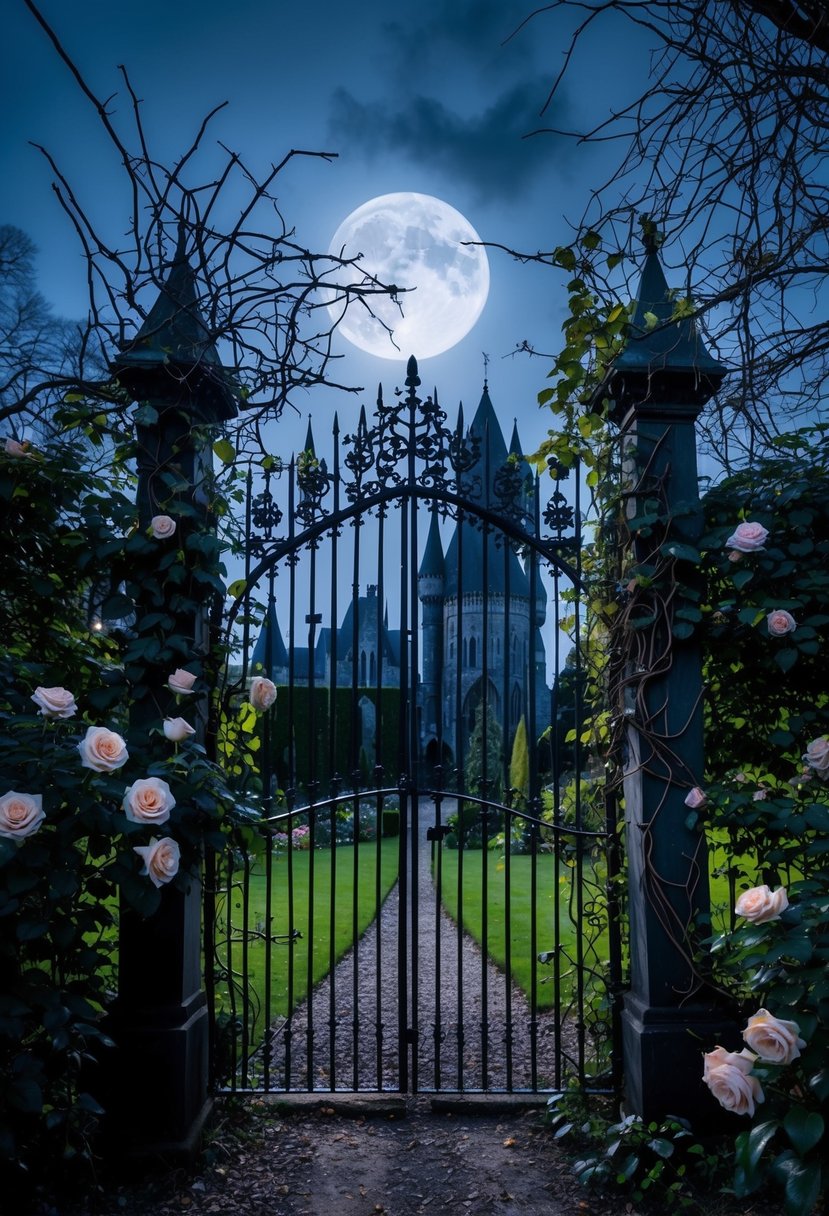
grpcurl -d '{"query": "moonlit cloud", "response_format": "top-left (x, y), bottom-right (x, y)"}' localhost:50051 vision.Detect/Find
top-left (328, 79), bottom-right (567, 199)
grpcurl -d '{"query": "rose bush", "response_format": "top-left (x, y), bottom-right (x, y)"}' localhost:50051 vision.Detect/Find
top-left (0, 423), bottom-right (238, 1201)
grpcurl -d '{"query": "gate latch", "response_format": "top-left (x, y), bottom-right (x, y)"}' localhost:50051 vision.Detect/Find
top-left (426, 824), bottom-right (451, 842)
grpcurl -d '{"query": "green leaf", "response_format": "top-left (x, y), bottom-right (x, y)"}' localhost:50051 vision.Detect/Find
top-left (662, 541), bottom-right (701, 563)
top-left (646, 1137), bottom-right (674, 1159)
top-left (808, 1069), bottom-right (829, 1101)
top-left (784, 1161), bottom-right (821, 1216)
top-left (738, 1120), bottom-right (780, 1175)
top-left (213, 438), bottom-right (236, 465)
top-left (732, 568), bottom-right (754, 589)
top-left (775, 648), bottom-right (799, 673)
top-left (783, 1108), bottom-right (824, 1156)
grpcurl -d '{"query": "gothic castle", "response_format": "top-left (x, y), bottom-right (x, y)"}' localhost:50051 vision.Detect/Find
top-left (250, 380), bottom-right (551, 770)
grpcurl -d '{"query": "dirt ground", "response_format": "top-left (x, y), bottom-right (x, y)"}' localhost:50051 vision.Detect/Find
top-left (53, 1096), bottom-right (774, 1216)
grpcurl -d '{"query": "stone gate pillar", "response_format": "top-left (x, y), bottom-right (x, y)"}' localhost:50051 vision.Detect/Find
top-left (592, 238), bottom-right (737, 1123)
top-left (105, 235), bottom-right (237, 1155)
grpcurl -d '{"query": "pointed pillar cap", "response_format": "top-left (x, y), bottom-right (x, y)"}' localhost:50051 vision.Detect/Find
top-left (591, 239), bottom-right (726, 424)
top-left (111, 226), bottom-right (238, 421)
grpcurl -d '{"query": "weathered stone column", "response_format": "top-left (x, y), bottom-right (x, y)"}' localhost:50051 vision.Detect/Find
top-left (104, 237), bottom-right (237, 1156)
top-left (594, 239), bottom-right (738, 1123)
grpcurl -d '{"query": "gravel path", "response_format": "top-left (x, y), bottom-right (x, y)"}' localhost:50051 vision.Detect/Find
top-left (254, 799), bottom-right (571, 1094)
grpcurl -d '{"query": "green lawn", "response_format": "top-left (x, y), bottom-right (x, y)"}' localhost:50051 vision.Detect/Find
top-left (213, 839), bottom-right (399, 1041)
top-left (436, 845), bottom-right (610, 1011)
top-left (437, 837), bottom-right (763, 1011)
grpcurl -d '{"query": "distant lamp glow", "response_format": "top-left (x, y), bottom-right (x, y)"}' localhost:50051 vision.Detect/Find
top-left (327, 192), bottom-right (490, 360)
top-left (90, 617), bottom-right (105, 634)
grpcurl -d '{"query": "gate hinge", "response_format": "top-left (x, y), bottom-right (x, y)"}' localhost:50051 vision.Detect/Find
top-left (426, 824), bottom-right (451, 842)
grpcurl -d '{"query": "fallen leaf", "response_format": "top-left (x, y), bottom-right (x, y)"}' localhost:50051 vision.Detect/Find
top-left (503, 1137), bottom-right (516, 1147)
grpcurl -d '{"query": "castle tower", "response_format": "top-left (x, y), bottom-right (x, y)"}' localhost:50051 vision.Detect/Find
top-left (441, 383), bottom-right (534, 764)
top-left (418, 507), bottom-right (446, 759)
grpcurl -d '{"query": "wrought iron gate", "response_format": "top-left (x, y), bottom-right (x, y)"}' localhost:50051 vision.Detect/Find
top-left (205, 358), bottom-right (623, 1096)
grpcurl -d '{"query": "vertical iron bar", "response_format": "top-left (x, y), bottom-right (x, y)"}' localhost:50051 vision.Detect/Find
top-left (375, 504), bottom-right (386, 1088)
top-left (502, 538), bottom-right (513, 1090)
top-left (573, 462), bottom-right (586, 1083)
top-left (240, 851), bottom-right (251, 1089)
top-left (328, 417), bottom-right (341, 1090)
top-left (304, 485), bottom-right (319, 1090)
top-left (261, 561), bottom-right (277, 1092)
top-left (284, 464), bottom-right (298, 1089)
top-left (350, 499), bottom-right (363, 1090)
top-left (397, 470), bottom-right (409, 1093)
top-left (455, 500), bottom-right (465, 1091)
top-left (407, 381), bottom-right (421, 1094)
top-left (528, 480), bottom-right (541, 1091)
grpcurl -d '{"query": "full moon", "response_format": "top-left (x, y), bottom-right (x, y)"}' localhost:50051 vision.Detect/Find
top-left (327, 192), bottom-right (490, 360)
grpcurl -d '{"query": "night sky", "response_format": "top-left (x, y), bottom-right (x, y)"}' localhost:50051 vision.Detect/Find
top-left (0, 0), bottom-right (651, 460)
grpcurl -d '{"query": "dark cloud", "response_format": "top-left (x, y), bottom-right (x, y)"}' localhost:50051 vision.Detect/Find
top-left (328, 80), bottom-right (567, 200)
top-left (382, 0), bottom-right (533, 73)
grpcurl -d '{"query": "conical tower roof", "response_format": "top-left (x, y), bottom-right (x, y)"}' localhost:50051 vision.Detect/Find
top-left (444, 383), bottom-right (530, 599)
top-left (250, 601), bottom-right (288, 675)
top-left (419, 510), bottom-right (445, 580)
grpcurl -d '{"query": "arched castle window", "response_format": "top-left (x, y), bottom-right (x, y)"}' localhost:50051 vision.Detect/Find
top-left (360, 649), bottom-right (367, 684)
top-left (470, 636), bottom-right (477, 668)
top-left (463, 637), bottom-right (468, 667)
top-left (511, 683), bottom-right (522, 729)
top-left (370, 650), bottom-right (376, 684)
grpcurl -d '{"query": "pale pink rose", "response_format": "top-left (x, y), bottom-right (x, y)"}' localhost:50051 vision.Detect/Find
top-left (78, 725), bottom-right (129, 772)
top-left (735, 884), bottom-right (788, 924)
top-left (31, 685), bottom-right (77, 719)
top-left (123, 777), bottom-right (176, 825)
top-left (163, 717), bottom-right (196, 742)
top-left (4, 438), bottom-right (31, 457)
top-left (167, 669), bottom-right (197, 695)
top-left (742, 1009), bottom-right (806, 1065)
top-left (752, 789), bottom-right (768, 801)
top-left (725, 521), bottom-right (769, 553)
top-left (803, 736), bottom-right (829, 777)
top-left (150, 514), bottom-right (177, 540)
top-left (702, 1046), bottom-right (764, 1117)
top-left (249, 676), bottom-right (277, 712)
top-left (133, 836), bottom-right (181, 888)
top-left (766, 609), bottom-right (796, 637)
top-left (684, 786), bottom-right (708, 809)
top-left (0, 791), bottom-right (44, 841)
